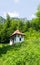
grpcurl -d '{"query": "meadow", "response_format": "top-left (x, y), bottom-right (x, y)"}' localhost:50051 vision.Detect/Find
top-left (0, 31), bottom-right (40, 65)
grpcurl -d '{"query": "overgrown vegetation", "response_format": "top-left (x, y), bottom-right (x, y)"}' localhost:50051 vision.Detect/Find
top-left (0, 4), bottom-right (40, 65)
top-left (0, 31), bottom-right (40, 65)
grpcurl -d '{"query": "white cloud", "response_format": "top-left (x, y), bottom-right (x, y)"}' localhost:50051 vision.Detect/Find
top-left (3, 12), bottom-right (19, 18)
top-left (28, 14), bottom-right (36, 20)
top-left (14, 0), bottom-right (19, 3)
top-left (31, 15), bottom-right (35, 18)
top-left (31, 14), bottom-right (36, 18)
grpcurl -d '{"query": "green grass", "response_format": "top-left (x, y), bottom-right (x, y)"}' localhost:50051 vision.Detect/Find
top-left (0, 31), bottom-right (40, 65)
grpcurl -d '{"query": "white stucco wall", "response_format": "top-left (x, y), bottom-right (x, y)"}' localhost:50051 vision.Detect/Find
top-left (10, 39), bottom-right (13, 45)
top-left (10, 35), bottom-right (24, 45)
top-left (14, 35), bottom-right (24, 43)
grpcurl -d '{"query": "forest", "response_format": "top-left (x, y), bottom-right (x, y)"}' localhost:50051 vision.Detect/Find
top-left (0, 5), bottom-right (40, 43)
top-left (0, 5), bottom-right (40, 65)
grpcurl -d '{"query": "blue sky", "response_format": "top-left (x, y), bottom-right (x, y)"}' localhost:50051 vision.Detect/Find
top-left (0, 0), bottom-right (40, 19)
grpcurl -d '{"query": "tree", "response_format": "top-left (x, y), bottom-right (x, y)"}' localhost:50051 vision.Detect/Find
top-left (36, 4), bottom-right (40, 30)
top-left (24, 20), bottom-right (31, 32)
top-left (31, 4), bottom-right (40, 31)
top-left (0, 23), bottom-right (3, 31)
top-left (36, 4), bottom-right (40, 18)
top-left (18, 20), bottom-right (24, 32)
top-left (9, 19), bottom-right (17, 34)
top-left (0, 14), bottom-right (11, 42)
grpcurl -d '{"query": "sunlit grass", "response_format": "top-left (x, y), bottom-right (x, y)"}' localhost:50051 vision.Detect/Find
top-left (0, 31), bottom-right (40, 65)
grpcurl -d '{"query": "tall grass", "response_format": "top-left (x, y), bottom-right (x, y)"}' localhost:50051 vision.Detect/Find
top-left (0, 31), bottom-right (40, 65)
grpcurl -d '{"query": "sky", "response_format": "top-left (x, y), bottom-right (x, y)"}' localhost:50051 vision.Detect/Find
top-left (0, 0), bottom-right (40, 20)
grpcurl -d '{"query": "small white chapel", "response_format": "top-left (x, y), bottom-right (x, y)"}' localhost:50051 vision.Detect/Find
top-left (10, 30), bottom-right (25, 45)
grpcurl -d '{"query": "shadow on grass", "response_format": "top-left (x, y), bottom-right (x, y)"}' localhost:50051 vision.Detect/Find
top-left (0, 43), bottom-right (22, 57)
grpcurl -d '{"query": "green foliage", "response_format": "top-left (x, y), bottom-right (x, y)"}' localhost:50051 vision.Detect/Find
top-left (18, 20), bottom-right (25, 32)
top-left (0, 4), bottom-right (40, 42)
top-left (0, 31), bottom-right (40, 65)
top-left (36, 4), bottom-right (40, 18)
top-left (0, 4), bottom-right (40, 65)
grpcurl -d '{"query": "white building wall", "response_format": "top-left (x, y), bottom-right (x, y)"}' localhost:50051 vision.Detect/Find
top-left (14, 35), bottom-right (19, 43)
top-left (10, 39), bottom-right (13, 45)
top-left (21, 37), bottom-right (24, 42)
top-left (14, 35), bottom-right (24, 43)
top-left (10, 35), bottom-right (24, 45)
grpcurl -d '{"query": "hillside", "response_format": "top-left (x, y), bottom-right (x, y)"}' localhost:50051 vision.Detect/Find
top-left (0, 31), bottom-right (40, 65)
top-left (0, 16), bottom-right (5, 23)
top-left (11, 17), bottom-right (27, 22)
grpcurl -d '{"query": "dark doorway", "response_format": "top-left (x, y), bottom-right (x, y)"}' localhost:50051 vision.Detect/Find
top-left (19, 38), bottom-right (21, 41)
